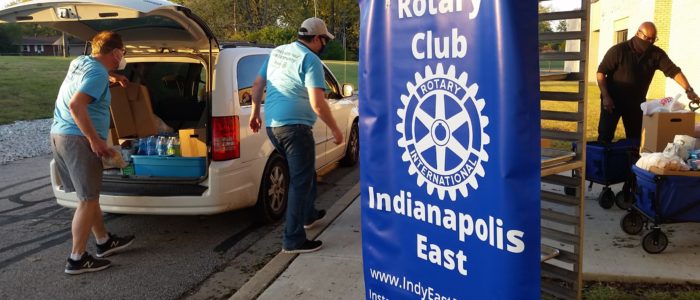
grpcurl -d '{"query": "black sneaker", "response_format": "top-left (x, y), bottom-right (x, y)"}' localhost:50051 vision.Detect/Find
top-left (96, 233), bottom-right (135, 258)
top-left (304, 209), bottom-right (327, 230)
top-left (282, 240), bottom-right (323, 254)
top-left (64, 253), bottom-right (111, 275)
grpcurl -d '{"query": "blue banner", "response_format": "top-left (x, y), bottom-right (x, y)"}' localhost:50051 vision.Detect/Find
top-left (358, 1), bottom-right (541, 299)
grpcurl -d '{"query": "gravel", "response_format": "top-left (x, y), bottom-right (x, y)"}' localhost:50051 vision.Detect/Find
top-left (0, 118), bottom-right (53, 165)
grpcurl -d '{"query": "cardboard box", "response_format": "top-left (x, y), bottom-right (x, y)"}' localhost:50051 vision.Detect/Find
top-left (110, 83), bottom-right (157, 138)
top-left (179, 128), bottom-right (207, 157)
top-left (640, 112), bottom-right (695, 153)
top-left (649, 166), bottom-right (700, 177)
top-left (107, 128), bottom-right (118, 146)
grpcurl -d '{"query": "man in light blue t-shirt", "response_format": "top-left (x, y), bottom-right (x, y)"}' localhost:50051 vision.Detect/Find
top-left (51, 31), bottom-right (135, 275)
top-left (250, 17), bottom-right (343, 254)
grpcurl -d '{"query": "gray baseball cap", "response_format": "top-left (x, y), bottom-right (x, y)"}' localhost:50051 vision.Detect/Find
top-left (298, 17), bottom-right (335, 39)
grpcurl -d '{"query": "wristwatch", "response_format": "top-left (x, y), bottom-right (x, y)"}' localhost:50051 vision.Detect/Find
top-left (686, 87), bottom-right (694, 94)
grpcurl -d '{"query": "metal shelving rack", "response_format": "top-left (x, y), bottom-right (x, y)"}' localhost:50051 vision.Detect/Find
top-left (539, 0), bottom-right (591, 299)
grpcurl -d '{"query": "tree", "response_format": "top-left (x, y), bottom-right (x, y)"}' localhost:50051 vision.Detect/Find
top-left (538, 4), bottom-right (553, 33)
top-left (0, 24), bottom-right (22, 53)
top-left (556, 20), bottom-right (568, 32)
top-left (174, 0), bottom-right (360, 60)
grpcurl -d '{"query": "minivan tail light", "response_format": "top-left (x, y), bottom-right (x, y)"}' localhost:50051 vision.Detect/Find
top-left (212, 116), bottom-right (240, 161)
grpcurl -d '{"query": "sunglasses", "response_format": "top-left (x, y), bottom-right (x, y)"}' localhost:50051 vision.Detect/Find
top-left (637, 30), bottom-right (658, 43)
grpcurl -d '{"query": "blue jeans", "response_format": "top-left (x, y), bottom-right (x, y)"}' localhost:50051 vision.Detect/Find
top-left (267, 125), bottom-right (320, 249)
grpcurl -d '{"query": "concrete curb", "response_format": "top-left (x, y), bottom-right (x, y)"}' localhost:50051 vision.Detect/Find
top-left (230, 183), bottom-right (361, 300)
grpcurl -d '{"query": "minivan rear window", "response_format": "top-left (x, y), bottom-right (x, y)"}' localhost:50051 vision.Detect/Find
top-left (82, 15), bottom-right (185, 32)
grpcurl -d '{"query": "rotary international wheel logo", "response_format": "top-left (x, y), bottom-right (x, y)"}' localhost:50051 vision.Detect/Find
top-left (396, 64), bottom-right (490, 201)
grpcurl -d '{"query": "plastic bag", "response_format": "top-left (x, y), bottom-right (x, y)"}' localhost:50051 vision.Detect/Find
top-left (102, 146), bottom-right (128, 169)
top-left (636, 152), bottom-right (690, 171)
top-left (153, 114), bottom-right (174, 134)
top-left (673, 135), bottom-right (696, 158)
top-left (640, 93), bottom-right (684, 115)
top-left (663, 142), bottom-right (684, 159)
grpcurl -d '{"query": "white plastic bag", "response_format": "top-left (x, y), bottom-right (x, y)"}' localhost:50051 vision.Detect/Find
top-left (673, 135), bottom-right (696, 158)
top-left (640, 94), bottom-right (684, 115)
top-left (636, 152), bottom-right (690, 171)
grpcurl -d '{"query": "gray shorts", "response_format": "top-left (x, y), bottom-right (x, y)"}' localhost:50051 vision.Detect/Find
top-left (50, 134), bottom-right (103, 201)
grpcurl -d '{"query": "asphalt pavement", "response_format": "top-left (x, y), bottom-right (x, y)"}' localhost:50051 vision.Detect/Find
top-left (0, 155), bottom-right (359, 300)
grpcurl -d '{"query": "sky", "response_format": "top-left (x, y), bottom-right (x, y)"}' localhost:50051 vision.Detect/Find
top-left (541, 0), bottom-right (583, 11)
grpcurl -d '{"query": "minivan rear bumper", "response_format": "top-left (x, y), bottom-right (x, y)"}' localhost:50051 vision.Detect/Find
top-left (50, 159), bottom-right (259, 215)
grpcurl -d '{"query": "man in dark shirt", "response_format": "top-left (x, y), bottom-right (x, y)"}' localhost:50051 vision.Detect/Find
top-left (597, 22), bottom-right (700, 143)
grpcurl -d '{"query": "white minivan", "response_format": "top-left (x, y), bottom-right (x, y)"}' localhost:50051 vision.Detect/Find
top-left (0, 0), bottom-right (359, 221)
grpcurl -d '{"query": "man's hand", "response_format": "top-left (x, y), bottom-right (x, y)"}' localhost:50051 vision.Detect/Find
top-left (89, 138), bottom-right (116, 158)
top-left (109, 72), bottom-right (128, 88)
top-left (602, 95), bottom-right (615, 113)
top-left (331, 127), bottom-right (343, 145)
top-left (249, 114), bottom-right (262, 133)
top-left (688, 90), bottom-right (700, 104)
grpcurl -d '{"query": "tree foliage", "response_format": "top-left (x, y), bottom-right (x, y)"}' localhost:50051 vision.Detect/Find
top-left (174, 0), bottom-right (360, 60)
top-left (0, 24), bottom-right (22, 53)
top-left (3, 0), bottom-right (361, 59)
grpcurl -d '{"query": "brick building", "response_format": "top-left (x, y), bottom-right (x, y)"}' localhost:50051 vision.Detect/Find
top-left (587, 0), bottom-right (700, 100)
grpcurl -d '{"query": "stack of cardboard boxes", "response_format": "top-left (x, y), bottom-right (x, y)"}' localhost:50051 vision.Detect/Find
top-left (641, 111), bottom-right (700, 176)
top-left (107, 83), bottom-right (207, 177)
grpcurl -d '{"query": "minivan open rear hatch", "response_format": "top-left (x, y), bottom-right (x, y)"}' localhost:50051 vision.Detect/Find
top-left (0, 0), bottom-right (218, 52)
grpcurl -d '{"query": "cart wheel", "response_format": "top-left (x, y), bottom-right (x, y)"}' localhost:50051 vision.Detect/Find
top-left (598, 187), bottom-right (615, 209)
top-left (615, 190), bottom-right (635, 210)
top-left (642, 230), bottom-right (669, 254)
top-left (620, 212), bottom-right (644, 235)
top-left (564, 187), bottom-right (576, 196)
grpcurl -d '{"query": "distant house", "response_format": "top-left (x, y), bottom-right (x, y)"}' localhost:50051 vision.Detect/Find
top-left (15, 36), bottom-right (86, 56)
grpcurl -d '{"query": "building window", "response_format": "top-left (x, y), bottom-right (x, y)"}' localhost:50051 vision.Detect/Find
top-left (615, 29), bottom-right (628, 44)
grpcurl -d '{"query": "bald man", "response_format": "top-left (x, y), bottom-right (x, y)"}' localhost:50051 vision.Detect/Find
top-left (597, 22), bottom-right (700, 143)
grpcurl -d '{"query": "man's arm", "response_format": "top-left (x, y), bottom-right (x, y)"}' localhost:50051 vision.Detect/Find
top-left (108, 71), bottom-right (128, 88)
top-left (249, 75), bottom-right (265, 133)
top-left (597, 72), bottom-right (615, 112)
top-left (671, 72), bottom-right (700, 102)
top-left (68, 92), bottom-right (113, 157)
top-left (309, 87), bottom-right (343, 144)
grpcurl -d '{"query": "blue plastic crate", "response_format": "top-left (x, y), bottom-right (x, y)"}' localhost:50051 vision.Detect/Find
top-left (131, 155), bottom-right (206, 177)
top-left (585, 139), bottom-right (639, 185)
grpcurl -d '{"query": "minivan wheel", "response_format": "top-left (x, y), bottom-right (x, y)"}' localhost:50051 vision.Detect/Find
top-left (340, 122), bottom-right (359, 167)
top-left (256, 154), bottom-right (289, 223)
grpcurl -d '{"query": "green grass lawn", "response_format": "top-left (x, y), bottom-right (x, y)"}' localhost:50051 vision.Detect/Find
top-left (324, 60), bottom-right (359, 89)
top-left (583, 281), bottom-right (700, 300)
top-left (0, 56), bottom-right (71, 124)
top-left (541, 81), bottom-right (626, 142)
top-left (0, 57), bottom-right (358, 125)
top-left (0, 56), bottom-right (624, 144)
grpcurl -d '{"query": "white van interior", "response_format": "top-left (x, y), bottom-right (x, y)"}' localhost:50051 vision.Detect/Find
top-left (100, 57), bottom-right (211, 197)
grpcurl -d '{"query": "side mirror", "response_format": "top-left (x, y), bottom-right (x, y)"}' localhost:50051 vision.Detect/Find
top-left (342, 84), bottom-right (355, 97)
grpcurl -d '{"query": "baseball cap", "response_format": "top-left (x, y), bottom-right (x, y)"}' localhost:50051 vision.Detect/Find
top-left (298, 17), bottom-right (335, 40)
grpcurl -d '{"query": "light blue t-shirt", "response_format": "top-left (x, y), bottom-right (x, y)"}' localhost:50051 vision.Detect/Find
top-left (50, 55), bottom-right (111, 139)
top-left (258, 41), bottom-right (326, 127)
